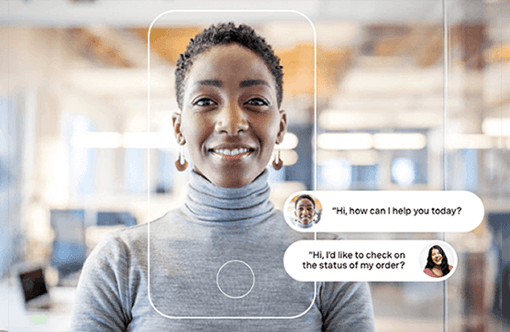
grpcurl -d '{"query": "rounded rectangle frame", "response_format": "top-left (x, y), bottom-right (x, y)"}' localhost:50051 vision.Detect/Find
top-left (147, 9), bottom-right (317, 320)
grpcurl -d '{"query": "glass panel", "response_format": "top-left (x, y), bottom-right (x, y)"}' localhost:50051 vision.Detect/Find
top-left (2, 0), bottom-right (509, 330)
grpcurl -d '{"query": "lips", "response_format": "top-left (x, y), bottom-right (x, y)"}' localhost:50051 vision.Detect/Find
top-left (213, 148), bottom-right (250, 156)
top-left (299, 218), bottom-right (312, 225)
top-left (299, 214), bottom-right (312, 224)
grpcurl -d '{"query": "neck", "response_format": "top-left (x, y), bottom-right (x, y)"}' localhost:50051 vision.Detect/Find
top-left (295, 221), bottom-right (314, 229)
top-left (182, 169), bottom-right (274, 223)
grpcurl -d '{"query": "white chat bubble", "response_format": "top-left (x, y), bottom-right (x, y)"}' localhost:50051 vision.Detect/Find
top-left (284, 240), bottom-right (457, 282)
top-left (284, 191), bottom-right (484, 232)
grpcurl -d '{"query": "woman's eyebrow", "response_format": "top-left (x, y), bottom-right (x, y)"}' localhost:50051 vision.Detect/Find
top-left (196, 80), bottom-right (222, 87)
top-left (240, 79), bottom-right (269, 88)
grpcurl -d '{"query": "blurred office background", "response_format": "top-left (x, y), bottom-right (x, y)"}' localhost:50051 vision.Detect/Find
top-left (1, 0), bottom-right (510, 331)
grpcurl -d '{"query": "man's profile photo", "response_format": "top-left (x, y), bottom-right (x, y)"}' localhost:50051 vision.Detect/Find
top-left (291, 194), bottom-right (322, 229)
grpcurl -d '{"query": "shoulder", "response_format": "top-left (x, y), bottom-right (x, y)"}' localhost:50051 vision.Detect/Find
top-left (318, 281), bottom-right (375, 331)
top-left (319, 281), bottom-right (372, 305)
top-left (72, 210), bottom-right (182, 326)
top-left (102, 209), bottom-right (181, 252)
top-left (423, 268), bottom-right (435, 277)
top-left (83, 209), bottom-right (183, 273)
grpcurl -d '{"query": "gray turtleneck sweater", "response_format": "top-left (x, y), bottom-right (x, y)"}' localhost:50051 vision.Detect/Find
top-left (70, 170), bottom-right (375, 331)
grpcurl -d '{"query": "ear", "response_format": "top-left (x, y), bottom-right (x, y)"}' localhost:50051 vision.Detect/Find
top-left (275, 109), bottom-right (287, 145)
top-left (172, 112), bottom-right (186, 146)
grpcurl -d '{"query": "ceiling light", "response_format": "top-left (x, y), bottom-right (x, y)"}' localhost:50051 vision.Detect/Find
top-left (281, 150), bottom-right (298, 166)
top-left (446, 134), bottom-right (494, 149)
top-left (373, 133), bottom-right (426, 150)
top-left (317, 133), bottom-right (373, 150)
top-left (72, 132), bottom-right (121, 149)
top-left (482, 118), bottom-right (510, 136)
top-left (122, 132), bottom-right (175, 149)
top-left (278, 133), bottom-right (299, 150)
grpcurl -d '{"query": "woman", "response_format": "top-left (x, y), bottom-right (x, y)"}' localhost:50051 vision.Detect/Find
top-left (294, 194), bottom-right (322, 228)
top-left (423, 245), bottom-right (453, 278)
top-left (71, 22), bottom-right (374, 331)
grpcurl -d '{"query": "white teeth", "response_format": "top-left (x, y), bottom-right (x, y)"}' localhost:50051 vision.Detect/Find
top-left (214, 148), bottom-right (249, 156)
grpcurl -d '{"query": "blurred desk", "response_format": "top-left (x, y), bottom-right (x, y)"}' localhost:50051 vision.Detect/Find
top-left (0, 279), bottom-right (75, 332)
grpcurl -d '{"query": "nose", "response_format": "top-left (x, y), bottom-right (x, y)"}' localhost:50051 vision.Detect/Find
top-left (214, 101), bottom-right (249, 135)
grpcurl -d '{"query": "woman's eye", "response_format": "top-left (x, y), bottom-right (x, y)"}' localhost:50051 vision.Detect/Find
top-left (192, 98), bottom-right (216, 107)
top-left (245, 98), bottom-right (269, 107)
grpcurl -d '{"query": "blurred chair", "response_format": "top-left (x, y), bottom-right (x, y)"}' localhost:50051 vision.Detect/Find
top-left (84, 211), bottom-right (137, 251)
top-left (49, 209), bottom-right (87, 286)
top-left (96, 211), bottom-right (137, 227)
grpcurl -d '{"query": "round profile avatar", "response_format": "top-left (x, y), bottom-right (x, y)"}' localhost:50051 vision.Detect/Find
top-left (293, 194), bottom-right (322, 229)
top-left (423, 245), bottom-right (453, 278)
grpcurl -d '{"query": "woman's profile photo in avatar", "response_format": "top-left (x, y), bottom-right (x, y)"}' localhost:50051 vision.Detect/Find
top-left (423, 245), bottom-right (453, 278)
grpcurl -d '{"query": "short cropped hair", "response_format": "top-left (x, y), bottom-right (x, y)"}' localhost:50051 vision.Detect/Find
top-left (175, 22), bottom-right (284, 110)
top-left (294, 194), bottom-right (316, 209)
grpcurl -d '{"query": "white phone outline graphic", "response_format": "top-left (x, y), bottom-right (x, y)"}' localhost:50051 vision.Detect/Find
top-left (147, 9), bottom-right (318, 320)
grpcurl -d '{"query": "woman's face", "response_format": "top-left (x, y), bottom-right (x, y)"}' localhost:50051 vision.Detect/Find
top-left (294, 198), bottom-right (316, 225)
top-left (173, 44), bottom-right (286, 188)
top-left (431, 248), bottom-right (443, 266)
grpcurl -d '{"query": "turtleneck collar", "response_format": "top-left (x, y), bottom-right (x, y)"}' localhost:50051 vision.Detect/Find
top-left (182, 169), bottom-right (275, 223)
top-left (294, 220), bottom-right (314, 229)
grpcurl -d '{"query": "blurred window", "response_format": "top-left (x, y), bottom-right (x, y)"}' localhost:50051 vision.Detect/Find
top-left (462, 149), bottom-right (478, 191)
top-left (124, 149), bottom-right (145, 194)
top-left (352, 165), bottom-right (378, 190)
top-left (1, 94), bottom-right (24, 276)
top-left (268, 166), bottom-right (286, 183)
top-left (62, 114), bottom-right (97, 196)
top-left (391, 157), bottom-right (416, 186)
top-left (318, 159), bottom-right (352, 189)
top-left (156, 150), bottom-right (175, 194)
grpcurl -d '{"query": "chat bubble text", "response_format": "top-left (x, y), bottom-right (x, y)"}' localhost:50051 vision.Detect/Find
top-left (284, 191), bottom-right (484, 232)
top-left (284, 240), bottom-right (457, 282)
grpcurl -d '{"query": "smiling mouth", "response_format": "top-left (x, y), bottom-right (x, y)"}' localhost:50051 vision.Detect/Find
top-left (211, 148), bottom-right (254, 160)
top-left (299, 218), bottom-right (312, 225)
